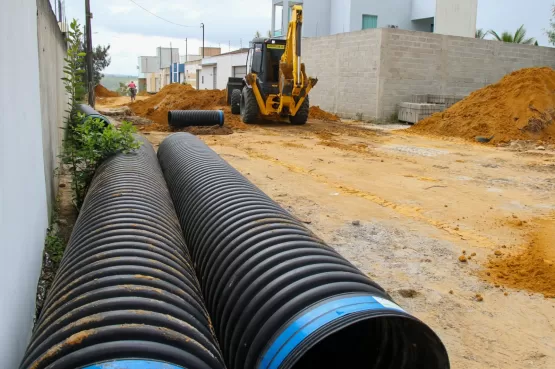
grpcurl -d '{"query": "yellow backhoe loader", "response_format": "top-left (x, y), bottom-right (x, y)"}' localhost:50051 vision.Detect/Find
top-left (227, 5), bottom-right (318, 125)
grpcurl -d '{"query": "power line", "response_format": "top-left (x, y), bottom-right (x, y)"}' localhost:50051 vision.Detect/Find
top-left (128, 0), bottom-right (196, 28)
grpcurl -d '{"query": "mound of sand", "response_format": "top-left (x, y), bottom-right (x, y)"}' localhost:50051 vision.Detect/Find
top-left (411, 67), bottom-right (555, 144)
top-left (95, 84), bottom-right (119, 98)
top-left (130, 84), bottom-right (246, 131)
top-left (309, 106), bottom-right (340, 122)
top-left (485, 217), bottom-right (555, 298)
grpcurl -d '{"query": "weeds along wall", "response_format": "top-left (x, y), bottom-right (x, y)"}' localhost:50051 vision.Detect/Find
top-left (303, 28), bottom-right (555, 120)
top-left (0, 0), bottom-right (68, 368)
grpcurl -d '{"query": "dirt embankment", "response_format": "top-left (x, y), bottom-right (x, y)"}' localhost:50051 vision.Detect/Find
top-left (484, 217), bottom-right (555, 298)
top-left (411, 67), bottom-right (555, 144)
top-left (129, 84), bottom-right (246, 132)
top-left (309, 106), bottom-right (340, 121)
top-left (129, 84), bottom-right (341, 133)
top-left (95, 84), bottom-right (119, 98)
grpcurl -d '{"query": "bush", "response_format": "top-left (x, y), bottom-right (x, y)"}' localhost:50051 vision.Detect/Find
top-left (62, 117), bottom-right (141, 209)
top-left (61, 19), bottom-right (141, 210)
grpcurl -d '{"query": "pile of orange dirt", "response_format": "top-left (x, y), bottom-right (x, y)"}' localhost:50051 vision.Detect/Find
top-left (95, 84), bottom-right (119, 98)
top-left (411, 67), bottom-right (555, 144)
top-left (484, 217), bottom-right (555, 298)
top-left (130, 84), bottom-right (247, 131)
top-left (138, 90), bottom-right (150, 97)
top-left (309, 106), bottom-right (340, 122)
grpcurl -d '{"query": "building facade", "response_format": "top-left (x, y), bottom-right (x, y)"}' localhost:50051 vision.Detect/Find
top-left (198, 49), bottom-right (249, 90)
top-left (139, 48), bottom-right (221, 92)
top-left (272, 0), bottom-right (477, 39)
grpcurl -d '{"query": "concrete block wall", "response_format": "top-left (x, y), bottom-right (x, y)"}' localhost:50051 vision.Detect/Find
top-left (304, 28), bottom-right (555, 120)
top-left (37, 0), bottom-right (69, 213)
top-left (379, 29), bottom-right (555, 118)
top-left (303, 29), bottom-right (381, 119)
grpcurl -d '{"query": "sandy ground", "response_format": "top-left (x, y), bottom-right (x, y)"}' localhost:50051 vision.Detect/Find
top-left (97, 98), bottom-right (555, 368)
top-left (95, 95), bottom-right (150, 108)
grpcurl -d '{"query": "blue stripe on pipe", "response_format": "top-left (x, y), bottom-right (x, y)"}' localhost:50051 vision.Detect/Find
top-left (82, 360), bottom-right (185, 369)
top-left (259, 295), bottom-right (405, 369)
top-left (219, 110), bottom-right (224, 126)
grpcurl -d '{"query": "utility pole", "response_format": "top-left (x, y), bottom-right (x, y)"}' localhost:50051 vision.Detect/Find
top-left (85, 0), bottom-right (94, 107)
top-left (201, 23), bottom-right (205, 58)
top-left (185, 38), bottom-right (188, 62)
top-left (228, 40), bottom-right (231, 52)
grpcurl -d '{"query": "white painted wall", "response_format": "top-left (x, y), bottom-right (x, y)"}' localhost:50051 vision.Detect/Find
top-left (435, 0), bottom-right (477, 37)
top-left (412, 0), bottom-right (436, 20)
top-left (349, 0), bottom-right (413, 32)
top-left (139, 56), bottom-right (160, 74)
top-left (330, 0), bottom-right (351, 34)
top-left (303, 0), bottom-right (331, 37)
top-left (198, 66), bottom-right (215, 90)
top-left (199, 52), bottom-right (249, 90)
top-left (0, 1), bottom-right (49, 368)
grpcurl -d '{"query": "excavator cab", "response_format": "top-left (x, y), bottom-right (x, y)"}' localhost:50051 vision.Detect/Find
top-left (248, 38), bottom-right (286, 97)
top-left (227, 5), bottom-right (318, 125)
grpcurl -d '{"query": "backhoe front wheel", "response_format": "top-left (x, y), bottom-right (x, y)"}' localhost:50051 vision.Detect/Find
top-left (240, 87), bottom-right (259, 124)
top-left (231, 89), bottom-right (241, 115)
top-left (289, 96), bottom-right (310, 125)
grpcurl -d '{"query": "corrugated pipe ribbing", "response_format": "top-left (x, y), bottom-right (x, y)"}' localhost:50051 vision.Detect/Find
top-left (157, 132), bottom-right (450, 369)
top-left (19, 136), bottom-right (226, 369)
top-left (76, 104), bottom-right (111, 126)
top-left (168, 110), bottom-right (224, 128)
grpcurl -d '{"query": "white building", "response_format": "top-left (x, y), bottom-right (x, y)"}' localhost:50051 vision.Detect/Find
top-left (272, 0), bottom-right (477, 39)
top-left (197, 49), bottom-right (249, 90)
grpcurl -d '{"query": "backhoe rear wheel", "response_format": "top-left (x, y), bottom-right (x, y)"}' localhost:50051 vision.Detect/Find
top-left (231, 89), bottom-right (241, 115)
top-left (289, 96), bottom-right (310, 125)
top-left (240, 87), bottom-right (259, 124)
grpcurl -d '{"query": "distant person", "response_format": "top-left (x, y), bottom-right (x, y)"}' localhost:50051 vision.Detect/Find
top-left (128, 81), bottom-right (137, 102)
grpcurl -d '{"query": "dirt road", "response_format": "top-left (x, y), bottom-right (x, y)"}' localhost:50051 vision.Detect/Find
top-left (140, 118), bottom-right (555, 369)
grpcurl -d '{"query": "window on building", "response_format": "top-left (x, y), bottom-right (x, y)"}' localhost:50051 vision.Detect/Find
top-left (362, 15), bottom-right (378, 30)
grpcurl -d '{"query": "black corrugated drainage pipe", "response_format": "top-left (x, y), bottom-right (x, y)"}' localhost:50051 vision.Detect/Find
top-left (20, 136), bottom-right (225, 369)
top-left (168, 110), bottom-right (224, 128)
top-left (158, 133), bottom-right (450, 369)
top-left (76, 104), bottom-right (111, 126)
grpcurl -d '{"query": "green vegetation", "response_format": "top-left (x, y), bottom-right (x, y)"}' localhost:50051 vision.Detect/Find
top-left (79, 44), bottom-right (111, 86)
top-left (44, 204), bottom-right (65, 268)
top-left (488, 25), bottom-right (536, 45)
top-left (548, 6), bottom-right (555, 45)
top-left (475, 29), bottom-right (487, 39)
top-left (100, 74), bottom-right (137, 92)
top-left (61, 20), bottom-right (141, 209)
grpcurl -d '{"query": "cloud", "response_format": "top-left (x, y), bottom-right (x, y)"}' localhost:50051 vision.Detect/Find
top-left (66, 0), bottom-right (271, 74)
top-left (108, 5), bottom-right (134, 15)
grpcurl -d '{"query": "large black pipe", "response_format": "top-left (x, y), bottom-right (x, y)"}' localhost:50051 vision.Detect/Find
top-left (158, 133), bottom-right (450, 369)
top-left (76, 103), bottom-right (111, 126)
top-left (168, 110), bottom-right (224, 128)
top-left (20, 136), bottom-right (225, 369)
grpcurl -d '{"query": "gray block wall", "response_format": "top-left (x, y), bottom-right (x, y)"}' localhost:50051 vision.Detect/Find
top-left (303, 28), bottom-right (555, 120)
top-left (303, 29), bottom-right (381, 119)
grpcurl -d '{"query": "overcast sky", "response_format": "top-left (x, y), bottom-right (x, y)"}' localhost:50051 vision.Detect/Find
top-left (64, 0), bottom-right (554, 76)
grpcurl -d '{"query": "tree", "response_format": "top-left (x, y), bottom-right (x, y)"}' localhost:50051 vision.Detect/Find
top-left (547, 6), bottom-right (555, 45)
top-left (475, 28), bottom-right (487, 39)
top-left (488, 25), bottom-right (536, 45)
top-left (79, 43), bottom-right (111, 86)
top-left (267, 30), bottom-right (272, 38)
top-left (254, 30), bottom-right (261, 38)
